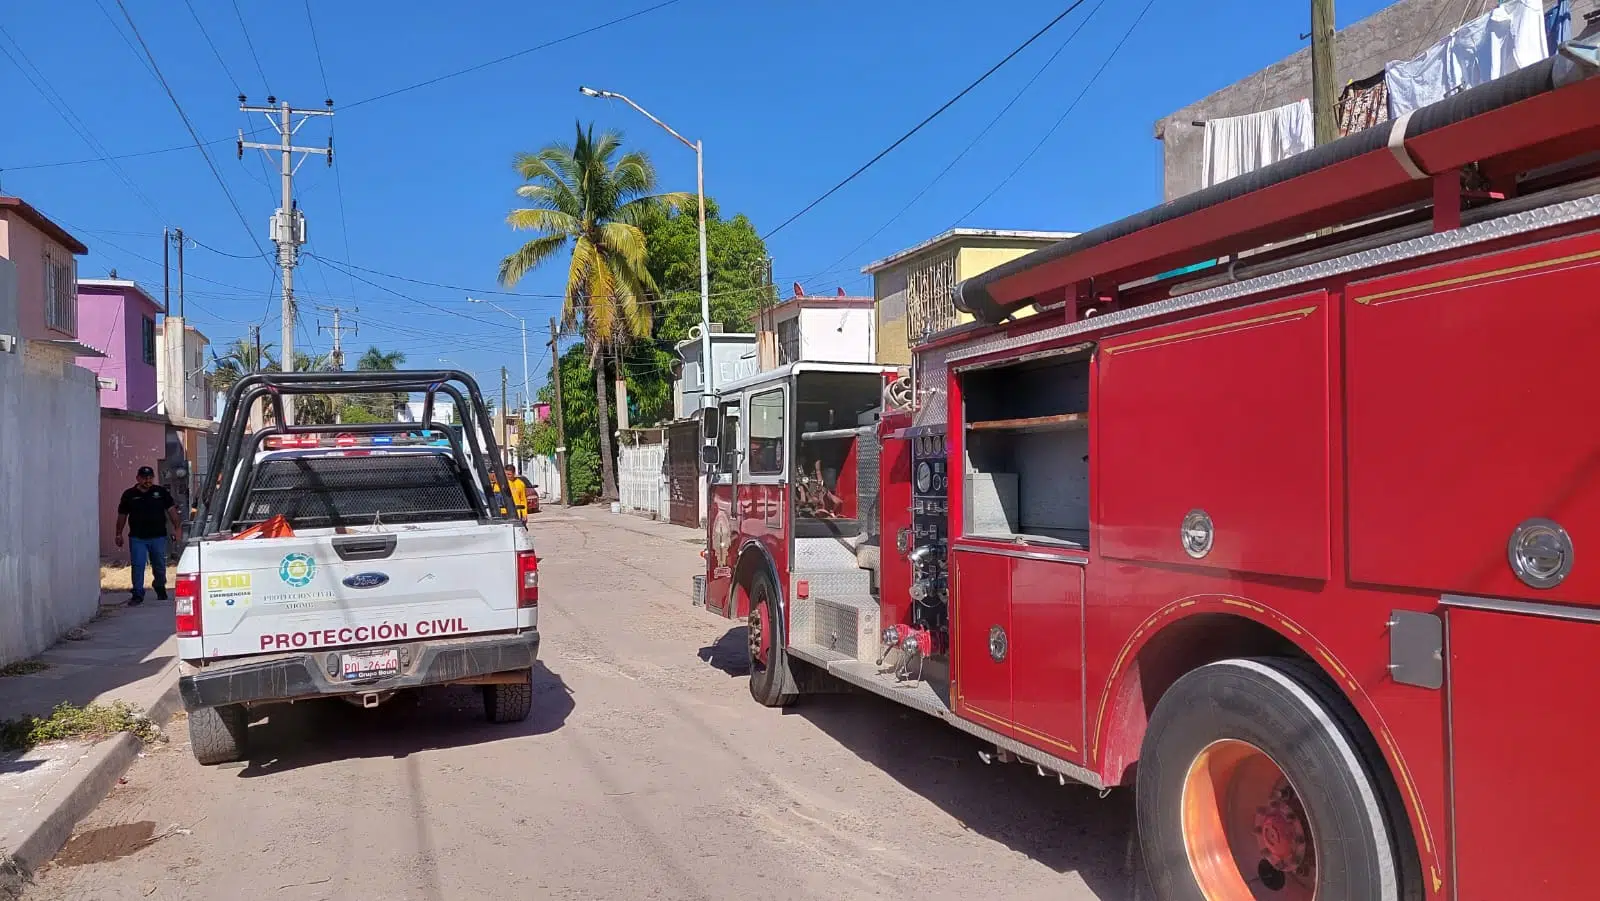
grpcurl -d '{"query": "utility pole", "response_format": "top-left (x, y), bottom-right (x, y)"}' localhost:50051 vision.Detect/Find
top-left (501, 366), bottom-right (511, 464)
top-left (249, 325), bottom-right (262, 372)
top-left (175, 228), bottom-right (185, 318)
top-left (317, 305), bottom-right (357, 370)
top-left (162, 228), bottom-right (170, 311)
top-left (238, 95), bottom-right (335, 424)
top-left (549, 317), bottom-right (569, 506)
top-left (1311, 0), bottom-right (1337, 146)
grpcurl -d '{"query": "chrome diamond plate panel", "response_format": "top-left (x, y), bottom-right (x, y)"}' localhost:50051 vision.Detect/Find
top-left (793, 569), bottom-right (872, 599)
top-left (691, 574), bottom-right (705, 607)
top-left (855, 427), bottom-right (881, 545)
top-left (793, 538), bottom-right (860, 571)
top-left (912, 344), bottom-right (949, 427)
top-left (946, 193), bottom-right (1600, 364)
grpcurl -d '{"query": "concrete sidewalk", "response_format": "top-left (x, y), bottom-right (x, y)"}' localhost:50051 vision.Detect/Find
top-left (0, 598), bottom-right (180, 898)
top-left (556, 504), bottom-right (704, 544)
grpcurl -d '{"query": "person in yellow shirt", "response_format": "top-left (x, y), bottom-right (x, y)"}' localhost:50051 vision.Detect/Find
top-left (504, 466), bottom-right (529, 522)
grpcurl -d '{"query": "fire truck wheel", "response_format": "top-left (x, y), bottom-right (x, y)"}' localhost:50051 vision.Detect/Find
top-left (746, 569), bottom-right (796, 708)
top-left (1137, 657), bottom-right (1410, 901)
top-left (188, 704), bottom-right (248, 766)
top-left (483, 671), bottom-right (535, 723)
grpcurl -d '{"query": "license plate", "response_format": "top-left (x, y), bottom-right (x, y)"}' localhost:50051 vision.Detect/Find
top-left (341, 648), bottom-right (400, 680)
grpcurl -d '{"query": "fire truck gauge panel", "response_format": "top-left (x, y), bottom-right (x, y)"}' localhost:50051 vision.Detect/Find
top-left (915, 461), bottom-right (933, 494)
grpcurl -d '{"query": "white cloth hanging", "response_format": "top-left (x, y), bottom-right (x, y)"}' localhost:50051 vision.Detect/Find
top-left (1386, 0), bottom-right (1549, 119)
top-left (1200, 98), bottom-right (1314, 189)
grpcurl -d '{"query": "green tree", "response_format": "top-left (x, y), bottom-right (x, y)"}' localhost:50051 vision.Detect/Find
top-left (497, 122), bottom-right (690, 501)
top-left (352, 346), bottom-right (408, 420)
top-left (211, 338), bottom-right (277, 395)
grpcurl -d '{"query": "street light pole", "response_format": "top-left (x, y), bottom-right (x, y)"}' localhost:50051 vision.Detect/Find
top-left (468, 297), bottom-right (531, 428)
top-left (579, 86), bottom-right (713, 411)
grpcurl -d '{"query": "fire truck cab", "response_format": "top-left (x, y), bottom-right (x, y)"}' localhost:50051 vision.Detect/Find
top-left (696, 361), bottom-right (901, 669)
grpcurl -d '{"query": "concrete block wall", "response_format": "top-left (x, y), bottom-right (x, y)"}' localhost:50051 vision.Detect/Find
top-left (1156, 0), bottom-right (1599, 201)
top-left (0, 258), bottom-right (102, 666)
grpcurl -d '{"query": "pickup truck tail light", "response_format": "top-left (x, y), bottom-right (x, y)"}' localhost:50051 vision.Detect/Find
top-left (517, 551), bottom-right (539, 607)
top-left (175, 574), bottom-right (202, 637)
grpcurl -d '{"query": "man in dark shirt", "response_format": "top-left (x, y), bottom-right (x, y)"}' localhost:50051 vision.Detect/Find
top-left (114, 465), bottom-right (182, 606)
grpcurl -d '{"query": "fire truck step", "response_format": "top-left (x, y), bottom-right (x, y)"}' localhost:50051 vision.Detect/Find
top-left (793, 569), bottom-right (873, 599)
top-left (788, 651), bottom-right (1106, 791)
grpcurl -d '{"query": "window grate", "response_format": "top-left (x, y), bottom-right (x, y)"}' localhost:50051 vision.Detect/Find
top-left (906, 248), bottom-right (958, 342)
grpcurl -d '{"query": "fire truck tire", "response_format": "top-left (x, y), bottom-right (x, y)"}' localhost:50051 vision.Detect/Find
top-left (188, 704), bottom-right (248, 766)
top-left (1137, 657), bottom-right (1413, 901)
top-left (746, 570), bottom-right (797, 708)
top-left (483, 671), bottom-right (535, 723)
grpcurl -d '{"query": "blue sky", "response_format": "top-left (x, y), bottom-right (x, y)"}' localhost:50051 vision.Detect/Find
top-left (1, 0), bottom-right (1394, 401)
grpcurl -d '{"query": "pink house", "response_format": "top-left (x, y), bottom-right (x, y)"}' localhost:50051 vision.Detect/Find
top-left (0, 196), bottom-right (92, 349)
top-left (75, 279), bottom-right (164, 413)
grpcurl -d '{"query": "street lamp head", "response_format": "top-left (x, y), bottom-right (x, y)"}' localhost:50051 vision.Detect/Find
top-left (466, 297), bottom-right (482, 304)
top-left (578, 86), bottom-right (603, 98)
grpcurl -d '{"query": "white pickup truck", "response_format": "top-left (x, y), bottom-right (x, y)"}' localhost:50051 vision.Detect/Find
top-left (175, 371), bottom-right (540, 765)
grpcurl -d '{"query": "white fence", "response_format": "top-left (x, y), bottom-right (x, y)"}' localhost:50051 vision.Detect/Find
top-left (522, 453), bottom-right (562, 504)
top-left (618, 443), bottom-right (666, 517)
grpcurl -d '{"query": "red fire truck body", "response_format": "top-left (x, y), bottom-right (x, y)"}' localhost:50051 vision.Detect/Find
top-left (698, 47), bottom-right (1600, 900)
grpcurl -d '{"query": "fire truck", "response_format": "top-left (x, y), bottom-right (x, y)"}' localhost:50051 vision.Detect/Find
top-left (697, 46), bottom-right (1600, 901)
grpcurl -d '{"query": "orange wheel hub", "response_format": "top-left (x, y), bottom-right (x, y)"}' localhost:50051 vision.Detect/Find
top-left (1180, 739), bottom-right (1316, 900)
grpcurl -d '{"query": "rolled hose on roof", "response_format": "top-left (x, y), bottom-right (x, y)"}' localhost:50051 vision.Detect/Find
top-left (953, 42), bottom-right (1600, 325)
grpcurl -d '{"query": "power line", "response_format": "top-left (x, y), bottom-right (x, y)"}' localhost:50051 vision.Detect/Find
top-left (949, 0), bottom-right (1160, 226)
top-left (183, 0), bottom-right (244, 94)
top-left (1, 134), bottom-right (252, 172)
top-left (761, 0), bottom-right (1091, 241)
top-left (187, 236), bottom-right (268, 260)
top-left (304, 0), bottom-right (331, 96)
top-left (797, 0), bottom-right (1110, 289)
top-left (0, 25), bottom-right (168, 224)
top-left (230, 0), bottom-right (272, 94)
top-left (112, 0), bottom-right (274, 271)
top-left (342, 0), bottom-right (684, 110)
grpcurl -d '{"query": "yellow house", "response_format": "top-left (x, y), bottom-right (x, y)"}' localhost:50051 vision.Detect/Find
top-left (862, 228), bottom-right (1076, 364)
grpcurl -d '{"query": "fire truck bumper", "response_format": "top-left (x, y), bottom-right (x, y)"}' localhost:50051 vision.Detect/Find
top-left (177, 630), bottom-right (542, 710)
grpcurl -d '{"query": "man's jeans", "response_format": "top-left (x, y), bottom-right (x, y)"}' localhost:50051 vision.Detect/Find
top-left (128, 536), bottom-right (168, 599)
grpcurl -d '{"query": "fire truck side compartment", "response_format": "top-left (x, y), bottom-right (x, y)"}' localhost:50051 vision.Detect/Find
top-left (1345, 228), bottom-right (1600, 603)
top-left (1096, 292), bottom-right (1332, 580)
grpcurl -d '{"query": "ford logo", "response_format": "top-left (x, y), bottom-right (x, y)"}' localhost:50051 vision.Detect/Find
top-left (342, 572), bottom-right (390, 590)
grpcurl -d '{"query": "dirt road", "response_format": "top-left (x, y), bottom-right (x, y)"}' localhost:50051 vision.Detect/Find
top-left (27, 508), bottom-right (1144, 901)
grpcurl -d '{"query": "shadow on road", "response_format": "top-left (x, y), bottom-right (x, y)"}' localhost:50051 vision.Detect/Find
top-left (696, 626), bottom-right (749, 677)
top-left (794, 692), bottom-right (1151, 900)
top-left (235, 661), bottom-right (575, 777)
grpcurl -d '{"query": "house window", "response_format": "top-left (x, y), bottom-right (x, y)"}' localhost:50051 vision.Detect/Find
top-left (776, 318), bottom-right (799, 365)
top-left (141, 317), bottom-right (156, 365)
top-left (41, 247), bottom-right (77, 335)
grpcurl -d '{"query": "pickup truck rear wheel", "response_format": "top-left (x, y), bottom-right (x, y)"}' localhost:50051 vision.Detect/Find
top-left (483, 670), bottom-right (534, 723)
top-left (746, 569), bottom-right (796, 708)
top-left (188, 704), bottom-right (248, 766)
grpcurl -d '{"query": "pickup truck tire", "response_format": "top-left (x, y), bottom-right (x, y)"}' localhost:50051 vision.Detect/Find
top-left (483, 671), bottom-right (534, 723)
top-left (1137, 657), bottom-right (1413, 901)
top-left (188, 704), bottom-right (248, 765)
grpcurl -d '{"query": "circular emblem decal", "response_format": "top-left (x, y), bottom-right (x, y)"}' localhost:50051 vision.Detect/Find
top-left (279, 553), bottom-right (317, 588)
top-left (1181, 509), bottom-right (1214, 559)
top-left (712, 510), bottom-right (734, 569)
top-left (1508, 517), bottom-right (1573, 589)
top-left (988, 625), bottom-right (1008, 663)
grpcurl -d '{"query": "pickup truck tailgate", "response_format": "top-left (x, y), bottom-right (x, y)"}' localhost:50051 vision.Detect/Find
top-left (195, 525), bottom-right (520, 659)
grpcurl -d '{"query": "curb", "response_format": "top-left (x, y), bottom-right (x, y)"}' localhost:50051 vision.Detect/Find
top-left (0, 663), bottom-right (180, 900)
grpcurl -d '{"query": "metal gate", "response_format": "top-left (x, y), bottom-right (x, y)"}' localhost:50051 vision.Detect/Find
top-left (666, 420), bottom-right (699, 527)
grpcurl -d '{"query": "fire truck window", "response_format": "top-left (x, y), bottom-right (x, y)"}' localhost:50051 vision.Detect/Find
top-left (718, 402), bottom-right (740, 473)
top-left (747, 389), bottom-right (785, 476)
top-left (961, 355), bottom-right (1091, 549)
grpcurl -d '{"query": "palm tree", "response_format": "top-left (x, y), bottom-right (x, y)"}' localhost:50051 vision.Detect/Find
top-left (354, 346), bottom-right (408, 421)
top-left (356, 347), bottom-right (406, 372)
top-left (211, 337), bottom-right (277, 394)
top-left (498, 121), bottom-right (689, 500)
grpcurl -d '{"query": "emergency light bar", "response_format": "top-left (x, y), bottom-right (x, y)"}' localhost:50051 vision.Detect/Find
top-left (262, 430), bottom-right (447, 450)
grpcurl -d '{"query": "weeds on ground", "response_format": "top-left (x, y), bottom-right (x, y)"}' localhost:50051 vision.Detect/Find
top-left (0, 702), bottom-right (158, 752)
top-left (100, 563), bottom-right (132, 592)
top-left (0, 659), bottom-right (50, 678)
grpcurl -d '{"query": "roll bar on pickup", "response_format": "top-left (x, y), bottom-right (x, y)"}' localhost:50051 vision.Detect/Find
top-left (197, 369), bottom-right (513, 536)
